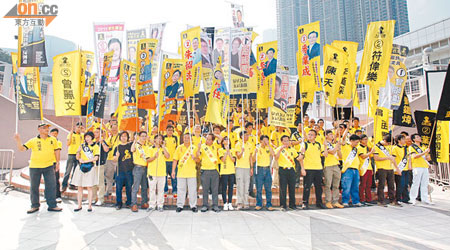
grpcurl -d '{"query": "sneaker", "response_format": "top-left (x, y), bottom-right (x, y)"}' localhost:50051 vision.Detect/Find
top-left (243, 205), bottom-right (250, 210)
top-left (325, 202), bottom-right (334, 209)
top-left (390, 201), bottom-right (402, 207)
top-left (56, 197), bottom-right (62, 203)
top-left (95, 200), bottom-right (103, 206)
top-left (289, 206), bottom-right (297, 210)
top-left (201, 206), bottom-right (208, 212)
top-left (131, 205), bottom-right (139, 212)
top-left (223, 203), bottom-right (229, 211)
top-left (424, 201), bottom-right (435, 205)
top-left (212, 206), bottom-right (220, 213)
top-left (255, 206), bottom-right (262, 211)
top-left (333, 203), bottom-right (344, 208)
top-left (302, 204), bottom-right (309, 210)
top-left (354, 203), bottom-right (362, 207)
top-left (158, 206), bottom-right (164, 212)
top-left (116, 204), bottom-right (122, 210)
top-left (228, 204), bottom-right (234, 211)
top-left (343, 203), bottom-right (349, 208)
top-left (267, 206), bottom-right (275, 211)
top-left (192, 207), bottom-right (198, 213)
top-left (403, 201), bottom-right (413, 205)
top-left (316, 203), bottom-right (327, 209)
top-left (280, 207), bottom-right (287, 212)
top-left (147, 207), bottom-right (155, 212)
top-left (411, 201), bottom-right (416, 206)
top-left (236, 204), bottom-right (243, 210)
top-left (176, 207), bottom-right (183, 213)
top-left (141, 203), bottom-right (149, 209)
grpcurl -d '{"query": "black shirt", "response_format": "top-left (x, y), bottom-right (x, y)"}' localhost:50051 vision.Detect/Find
top-left (96, 141), bottom-right (109, 166)
top-left (114, 143), bottom-right (134, 172)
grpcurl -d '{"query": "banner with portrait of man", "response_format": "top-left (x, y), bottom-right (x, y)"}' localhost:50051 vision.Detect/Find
top-left (229, 28), bottom-right (252, 94)
top-left (149, 23), bottom-right (167, 87)
top-left (136, 38), bottom-right (158, 110)
top-left (297, 21), bottom-right (321, 92)
top-left (231, 3), bottom-right (244, 28)
top-left (80, 51), bottom-right (95, 107)
top-left (213, 28), bottom-right (230, 85)
top-left (126, 28), bottom-right (147, 63)
top-left (85, 74), bottom-right (97, 131)
top-left (268, 66), bottom-right (296, 128)
top-left (158, 59), bottom-right (186, 130)
top-left (11, 52), bottom-right (43, 120)
top-left (256, 40), bottom-right (277, 108)
top-left (118, 60), bottom-right (139, 132)
top-left (201, 27), bottom-right (215, 93)
top-left (181, 26), bottom-right (202, 98)
top-left (18, 25), bottom-right (48, 67)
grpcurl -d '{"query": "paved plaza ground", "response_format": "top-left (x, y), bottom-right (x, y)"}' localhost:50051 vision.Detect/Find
top-left (1, 184), bottom-right (450, 250)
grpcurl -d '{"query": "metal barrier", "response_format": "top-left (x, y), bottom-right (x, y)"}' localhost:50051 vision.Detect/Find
top-left (430, 162), bottom-right (450, 191)
top-left (0, 149), bottom-right (14, 191)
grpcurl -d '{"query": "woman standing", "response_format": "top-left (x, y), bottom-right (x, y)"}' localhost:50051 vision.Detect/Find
top-left (219, 137), bottom-right (236, 211)
top-left (72, 131), bottom-right (100, 212)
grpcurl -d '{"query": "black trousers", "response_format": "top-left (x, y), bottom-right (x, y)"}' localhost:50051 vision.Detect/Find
top-left (55, 169), bottom-right (61, 199)
top-left (221, 174), bottom-right (235, 204)
top-left (377, 169), bottom-right (395, 203)
top-left (303, 169), bottom-right (323, 205)
top-left (279, 168), bottom-right (296, 208)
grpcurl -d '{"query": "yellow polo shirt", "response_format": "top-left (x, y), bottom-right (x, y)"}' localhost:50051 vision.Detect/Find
top-left (67, 133), bottom-right (83, 155)
top-left (374, 144), bottom-right (393, 170)
top-left (270, 130), bottom-right (291, 148)
top-left (164, 135), bottom-right (178, 162)
top-left (341, 144), bottom-right (360, 170)
top-left (257, 145), bottom-right (271, 167)
top-left (219, 148), bottom-right (236, 175)
top-left (147, 147), bottom-right (168, 177)
top-left (106, 134), bottom-right (120, 160)
top-left (79, 143), bottom-right (100, 162)
top-left (410, 144), bottom-right (429, 168)
top-left (133, 142), bottom-right (152, 166)
top-left (174, 144), bottom-right (198, 178)
top-left (200, 144), bottom-right (219, 170)
top-left (324, 142), bottom-right (340, 167)
top-left (358, 145), bottom-right (373, 171)
top-left (24, 136), bottom-right (59, 168)
top-left (276, 146), bottom-right (298, 169)
top-left (392, 145), bottom-right (410, 172)
top-left (302, 141), bottom-right (323, 170)
top-left (235, 140), bottom-right (255, 169)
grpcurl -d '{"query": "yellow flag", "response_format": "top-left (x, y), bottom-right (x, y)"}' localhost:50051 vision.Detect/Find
top-left (248, 31), bottom-right (259, 93)
top-left (257, 41), bottom-right (277, 109)
top-left (352, 81), bottom-right (360, 109)
top-left (205, 57), bottom-right (229, 127)
top-left (323, 45), bottom-right (347, 107)
top-left (436, 121), bottom-right (449, 163)
top-left (331, 41), bottom-right (358, 100)
top-left (136, 38), bottom-right (158, 110)
top-left (358, 20), bottom-right (396, 87)
top-left (181, 26), bottom-right (202, 98)
top-left (296, 51), bottom-right (314, 104)
top-left (368, 85), bottom-right (380, 118)
top-left (297, 21), bottom-right (321, 91)
top-left (52, 51), bottom-right (82, 116)
top-left (374, 107), bottom-right (390, 143)
top-left (117, 60), bottom-right (139, 132)
top-left (80, 51), bottom-right (95, 106)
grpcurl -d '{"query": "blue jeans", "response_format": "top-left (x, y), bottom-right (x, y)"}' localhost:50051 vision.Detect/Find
top-left (62, 154), bottom-right (78, 188)
top-left (29, 165), bottom-right (57, 208)
top-left (116, 171), bottom-right (132, 206)
top-left (397, 171), bottom-right (410, 202)
top-left (164, 161), bottom-right (177, 193)
top-left (255, 166), bottom-right (272, 207)
top-left (341, 168), bottom-right (360, 204)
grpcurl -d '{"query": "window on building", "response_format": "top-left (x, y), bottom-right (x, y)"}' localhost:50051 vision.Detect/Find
top-left (440, 39), bottom-right (449, 47)
top-left (431, 42), bottom-right (439, 49)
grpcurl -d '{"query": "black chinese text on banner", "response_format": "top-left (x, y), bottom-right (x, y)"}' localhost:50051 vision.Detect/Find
top-left (436, 65), bottom-right (450, 120)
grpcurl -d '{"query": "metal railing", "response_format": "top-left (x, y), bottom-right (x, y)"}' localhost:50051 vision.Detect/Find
top-left (430, 162), bottom-right (450, 191)
top-left (0, 149), bottom-right (15, 191)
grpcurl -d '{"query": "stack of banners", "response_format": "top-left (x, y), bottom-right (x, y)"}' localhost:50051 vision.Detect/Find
top-left (323, 44), bottom-right (347, 107)
top-left (126, 28), bottom-right (147, 63)
top-left (52, 51), bottom-right (82, 117)
top-left (297, 21), bottom-right (322, 94)
top-left (393, 91), bottom-right (415, 127)
top-left (85, 74), bottom-right (97, 131)
top-left (136, 38), bottom-right (158, 110)
top-left (268, 66), bottom-right (297, 128)
top-left (436, 121), bottom-right (449, 163)
top-left (201, 27), bottom-right (215, 93)
top-left (231, 3), bottom-right (244, 28)
top-left (18, 25), bottom-right (48, 67)
top-left (149, 23), bottom-right (167, 86)
top-left (94, 50), bottom-right (114, 119)
top-left (374, 107), bottom-right (390, 143)
top-left (93, 22), bottom-right (125, 112)
top-left (436, 65), bottom-right (450, 120)
top-left (80, 51), bottom-right (95, 108)
top-left (256, 40), bottom-right (277, 109)
top-left (331, 41), bottom-right (359, 100)
top-left (214, 28), bottom-right (230, 86)
top-left (118, 60), bottom-right (139, 132)
top-left (181, 26), bottom-right (202, 98)
top-left (414, 110), bottom-right (436, 148)
top-left (229, 28), bottom-right (252, 94)
top-left (204, 57), bottom-right (229, 127)
top-left (358, 20), bottom-right (395, 86)
top-left (158, 59), bottom-right (186, 130)
top-left (11, 53), bottom-right (43, 120)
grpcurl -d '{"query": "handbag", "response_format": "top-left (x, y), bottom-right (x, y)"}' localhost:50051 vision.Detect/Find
top-left (80, 143), bottom-right (95, 173)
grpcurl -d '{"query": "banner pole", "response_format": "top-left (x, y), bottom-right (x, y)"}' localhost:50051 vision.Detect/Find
top-left (15, 77), bottom-right (19, 134)
top-left (428, 120), bottom-right (437, 150)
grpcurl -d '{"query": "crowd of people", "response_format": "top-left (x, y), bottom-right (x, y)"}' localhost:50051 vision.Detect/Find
top-left (13, 105), bottom-right (434, 214)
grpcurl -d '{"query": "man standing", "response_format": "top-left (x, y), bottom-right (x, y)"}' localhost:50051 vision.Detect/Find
top-left (235, 131), bottom-right (254, 210)
top-left (130, 131), bottom-right (151, 212)
top-left (14, 124), bottom-right (63, 213)
top-left (392, 134), bottom-right (411, 204)
top-left (92, 127), bottom-right (110, 206)
top-left (164, 125), bottom-right (179, 197)
top-left (253, 135), bottom-right (274, 211)
top-left (105, 124), bottom-right (120, 198)
top-left (49, 128), bottom-right (63, 203)
top-left (340, 134), bottom-right (362, 207)
top-left (147, 134), bottom-right (170, 212)
top-left (61, 122), bottom-right (83, 193)
top-left (323, 130), bottom-right (343, 208)
top-left (197, 134), bottom-right (220, 212)
top-left (172, 133), bottom-right (199, 213)
top-left (409, 134), bottom-right (433, 205)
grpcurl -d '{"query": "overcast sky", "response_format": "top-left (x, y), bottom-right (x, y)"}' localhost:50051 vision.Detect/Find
top-left (0, 0), bottom-right (449, 53)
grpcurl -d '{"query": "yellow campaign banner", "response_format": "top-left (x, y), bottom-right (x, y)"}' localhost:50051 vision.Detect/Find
top-left (358, 20), bottom-right (396, 87)
top-left (86, 74), bottom-right (97, 131)
top-left (205, 57), bottom-right (229, 127)
top-left (268, 66), bottom-right (296, 128)
top-left (368, 85), bottom-right (380, 118)
top-left (248, 31), bottom-right (259, 93)
top-left (229, 28), bottom-right (253, 94)
top-left (159, 59), bottom-right (186, 130)
top-left (436, 121), bottom-right (449, 163)
top-left (296, 51), bottom-right (314, 104)
top-left (52, 51), bottom-right (82, 117)
top-left (374, 107), bottom-right (390, 143)
top-left (80, 51), bottom-right (94, 106)
top-left (331, 41), bottom-right (358, 100)
top-left (118, 60), bottom-right (139, 132)
top-left (323, 45), bottom-right (347, 107)
top-left (181, 26), bottom-right (202, 98)
top-left (389, 44), bottom-right (409, 109)
top-left (11, 52), bottom-right (43, 120)
top-left (297, 21), bottom-right (321, 92)
top-left (256, 41), bottom-right (277, 109)
top-left (136, 38), bottom-right (158, 110)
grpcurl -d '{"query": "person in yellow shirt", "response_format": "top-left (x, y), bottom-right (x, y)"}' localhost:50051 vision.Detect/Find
top-left (409, 133), bottom-right (432, 205)
top-left (244, 122), bottom-right (257, 198)
top-left (221, 119), bottom-right (238, 148)
top-left (73, 131), bottom-right (100, 212)
top-left (147, 134), bottom-right (170, 211)
top-left (323, 130), bottom-right (343, 209)
top-left (291, 122), bottom-right (304, 187)
top-left (270, 126), bottom-right (290, 188)
top-left (130, 131), bottom-right (151, 212)
top-left (235, 131), bottom-right (254, 210)
top-left (219, 136), bottom-right (237, 211)
top-left (313, 124), bottom-right (325, 145)
top-left (197, 134), bottom-right (220, 212)
top-left (163, 125), bottom-right (179, 197)
top-left (349, 117), bottom-right (364, 135)
top-left (317, 119), bottom-right (325, 138)
top-left (14, 123), bottom-right (62, 214)
top-left (340, 134), bottom-right (362, 207)
top-left (50, 128), bottom-right (63, 203)
top-left (192, 125), bottom-right (205, 190)
top-left (252, 135), bottom-right (275, 211)
top-left (392, 134), bottom-right (411, 205)
top-left (374, 134), bottom-right (397, 206)
top-left (172, 133), bottom-right (199, 213)
top-left (92, 127), bottom-right (110, 206)
top-left (62, 121), bottom-right (83, 192)
top-left (105, 124), bottom-right (120, 198)
top-left (299, 129), bottom-right (327, 209)
top-left (232, 104), bottom-right (243, 127)
top-left (275, 135), bottom-right (301, 210)
top-left (358, 134), bottom-right (375, 205)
